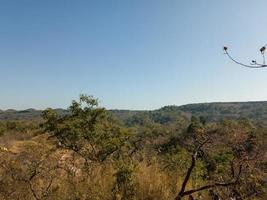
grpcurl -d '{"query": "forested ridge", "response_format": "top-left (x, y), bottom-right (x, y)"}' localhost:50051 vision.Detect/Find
top-left (2, 101), bottom-right (267, 126)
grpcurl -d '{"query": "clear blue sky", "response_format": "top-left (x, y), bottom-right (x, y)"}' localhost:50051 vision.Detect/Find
top-left (1, 0), bottom-right (267, 110)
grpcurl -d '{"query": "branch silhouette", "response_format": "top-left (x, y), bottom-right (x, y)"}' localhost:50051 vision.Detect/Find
top-left (223, 45), bottom-right (267, 68)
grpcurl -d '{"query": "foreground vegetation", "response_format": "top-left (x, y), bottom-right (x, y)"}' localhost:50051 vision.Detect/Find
top-left (0, 95), bottom-right (266, 200)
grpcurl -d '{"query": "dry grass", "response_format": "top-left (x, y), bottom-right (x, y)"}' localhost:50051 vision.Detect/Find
top-left (135, 161), bottom-right (177, 200)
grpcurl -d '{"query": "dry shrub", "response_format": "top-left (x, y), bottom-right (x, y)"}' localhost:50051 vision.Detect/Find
top-left (135, 161), bottom-right (177, 200)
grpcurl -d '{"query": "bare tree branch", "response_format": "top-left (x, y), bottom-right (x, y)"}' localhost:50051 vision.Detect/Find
top-left (175, 138), bottom-right (210, 200)
top-left (223, 45), bottom-right (267, 68)
top-left (182, 164), bottom-right (242, 196)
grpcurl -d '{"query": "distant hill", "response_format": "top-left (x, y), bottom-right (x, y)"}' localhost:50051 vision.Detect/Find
top-left (0, 108), bottom-right (69, 121)
top-left (111, 101), bottom-right (267, 126)
top-left (1, 101), bottom-right (267, 126)
top-left (178, 101), bottom-right (267, 122)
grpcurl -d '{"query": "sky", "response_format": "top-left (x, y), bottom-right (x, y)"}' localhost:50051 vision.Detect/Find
top-left (1, 0), bottom-right (267, 110)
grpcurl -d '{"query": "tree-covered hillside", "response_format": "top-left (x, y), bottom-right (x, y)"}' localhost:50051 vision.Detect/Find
top-left (1, 101), bottom-right (267, 126)
top-left (98, 101), bottom-right (267, 127)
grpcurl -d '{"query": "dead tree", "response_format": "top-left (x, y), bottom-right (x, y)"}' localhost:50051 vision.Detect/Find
top-left (173, 118), bottom-right (260, 200)
top-left (223, 45), bottom-right (267, 68)
top-left (174, 138), bottom-right (242, 200)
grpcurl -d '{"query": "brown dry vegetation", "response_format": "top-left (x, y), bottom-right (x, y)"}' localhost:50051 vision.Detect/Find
top-left (0, 96), bottom-right (266, 200)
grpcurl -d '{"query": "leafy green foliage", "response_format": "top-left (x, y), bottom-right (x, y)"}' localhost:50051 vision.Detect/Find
top-left (112, 161), bottom-right (137, 200)
top-left (42, 94), bottom-right (128, 162)
top-left (0, 122), bottom-right (5, 136)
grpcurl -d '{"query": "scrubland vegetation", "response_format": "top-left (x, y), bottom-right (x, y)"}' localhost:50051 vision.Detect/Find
top-left (0, 95), bottom-right (266, 200)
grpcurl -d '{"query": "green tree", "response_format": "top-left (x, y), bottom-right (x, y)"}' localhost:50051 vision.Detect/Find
top-left (42, 94), bottom-right (128, 163)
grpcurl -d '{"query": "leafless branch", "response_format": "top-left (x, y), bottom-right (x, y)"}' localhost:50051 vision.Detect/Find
top-left (223, 45), bottom-right (267, 68)
top-left (175, 138), bottom-right (210, 200)
top-left (182, 164), bottom-right (242, 196)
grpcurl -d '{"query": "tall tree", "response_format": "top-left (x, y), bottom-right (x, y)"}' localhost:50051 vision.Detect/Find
top-left (42, 94), bottom-right (128, 163)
